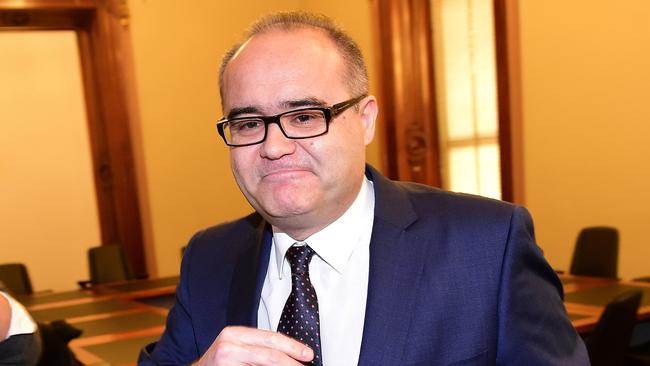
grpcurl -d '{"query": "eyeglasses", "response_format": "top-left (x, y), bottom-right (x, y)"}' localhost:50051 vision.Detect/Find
top-left (216, 94), bottom-right (367, 147)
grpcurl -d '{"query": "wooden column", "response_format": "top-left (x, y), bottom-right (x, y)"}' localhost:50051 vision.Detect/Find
top-left (370, 0), bottom-right (442, 187)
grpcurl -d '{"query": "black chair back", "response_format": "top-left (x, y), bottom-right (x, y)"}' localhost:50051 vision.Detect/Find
top-left (88, 244), bottom-right (135, 285)
top-left (570, 226), bottom-right (619, 278)
top-left (0, 263), bottom-right (33, 295)
top-left (586, 289), bottom-right (642, 366)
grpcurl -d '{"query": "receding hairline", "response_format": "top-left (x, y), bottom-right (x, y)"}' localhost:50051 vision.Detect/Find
top-left (218, 12), bottom-right (369, 107)
top-left (227, 26), bottom-right (340, 69)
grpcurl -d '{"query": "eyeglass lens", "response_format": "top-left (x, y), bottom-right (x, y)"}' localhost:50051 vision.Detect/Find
top-left (225, 109), bottom-right (327, 145)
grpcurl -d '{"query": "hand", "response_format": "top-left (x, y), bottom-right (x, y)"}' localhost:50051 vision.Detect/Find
top-left (193, 326), bottom-right (314, 365)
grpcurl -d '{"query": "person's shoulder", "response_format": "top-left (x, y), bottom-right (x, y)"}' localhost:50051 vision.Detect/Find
top-left (194, 212), bottom-right (264, 240)
top-left (0, 291), bottom-right (10, 340)
top-left (182, 212), bottom-right (264, 258)
top-left (395, 180), bottom-right (516, 215)
top-left (387, 181), bottom-right (534, 255)
top-left (367, 164), bottom-right (517, 220)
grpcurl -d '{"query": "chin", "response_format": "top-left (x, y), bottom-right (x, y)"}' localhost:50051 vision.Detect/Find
top-left (263, 195), bottom-right (317, 219)
top-left (270, 202), bottom-right (314, 218)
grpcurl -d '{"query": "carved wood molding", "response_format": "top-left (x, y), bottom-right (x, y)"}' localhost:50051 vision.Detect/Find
top-left (370, 0), bottom-right (442, 187)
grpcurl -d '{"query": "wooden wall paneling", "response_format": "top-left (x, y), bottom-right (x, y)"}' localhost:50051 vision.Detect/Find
top-left (371, 0), bottom-right (442, 187)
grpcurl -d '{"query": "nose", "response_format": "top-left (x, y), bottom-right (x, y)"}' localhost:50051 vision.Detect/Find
top-left (259, 123), bottom-right (296, 159)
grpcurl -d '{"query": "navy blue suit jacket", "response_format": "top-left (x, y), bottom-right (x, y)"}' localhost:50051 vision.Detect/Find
top-left (139, 166), bottom-right (589, 365)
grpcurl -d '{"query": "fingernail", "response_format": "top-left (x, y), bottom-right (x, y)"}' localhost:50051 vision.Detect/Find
top-left (302, 347), bottom-right (313, 358)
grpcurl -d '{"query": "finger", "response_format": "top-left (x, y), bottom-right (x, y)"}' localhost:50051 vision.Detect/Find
top-left (209, 340), bottom-right (310, 366)
top-left (258, 332), bottom-right (314, 362)
top-left (220, 326), bottom-right (314, 362)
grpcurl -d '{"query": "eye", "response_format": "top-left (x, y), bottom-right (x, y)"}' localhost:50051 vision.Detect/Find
top-left (230, 119), bottom-right (263, 134)
top-left (286, 110), bottom-right (324, 126)
top-left (295, 113), bottom-right (316, 123)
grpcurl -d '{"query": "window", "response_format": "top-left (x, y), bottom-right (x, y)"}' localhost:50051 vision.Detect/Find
top-left (432, 0), bottom-right (501, 199)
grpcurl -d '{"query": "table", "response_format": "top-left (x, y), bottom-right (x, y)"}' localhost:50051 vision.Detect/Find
top-left (19, 276), bottom-right (178, 365)
top-left (561, 275), bottom-right (650, 334)
top-left (21, 274), bottom-right (650, 364)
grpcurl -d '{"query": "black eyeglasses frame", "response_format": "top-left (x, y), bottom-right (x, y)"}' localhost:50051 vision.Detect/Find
top-left (216, 94), bottom-right (367, 147)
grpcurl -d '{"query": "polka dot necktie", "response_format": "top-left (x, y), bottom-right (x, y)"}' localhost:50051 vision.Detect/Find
top-left (278, 244), bottom-right (323, 365)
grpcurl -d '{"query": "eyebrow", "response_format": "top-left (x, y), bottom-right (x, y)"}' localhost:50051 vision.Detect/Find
top-left (281, 97), bottom-right (327, 109)
top-left (227, 97), bottom-right (329, 119)
top-left (227, 106), bottom-right (260, 119)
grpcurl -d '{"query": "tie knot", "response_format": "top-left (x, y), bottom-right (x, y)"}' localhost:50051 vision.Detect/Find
top-left (286, 244), bottom-right (315, 275)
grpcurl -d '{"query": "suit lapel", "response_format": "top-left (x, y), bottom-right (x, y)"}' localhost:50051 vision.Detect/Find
top-left (226, 216), bottom-right (273, 327)
top-left (358, 166), bottom-right (429, 365)
top-left (223, 166), bottom-right (428, 363)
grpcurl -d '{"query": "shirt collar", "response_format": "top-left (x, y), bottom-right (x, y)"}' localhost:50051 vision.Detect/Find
top-left (272, 177), bottom-right (375, 279)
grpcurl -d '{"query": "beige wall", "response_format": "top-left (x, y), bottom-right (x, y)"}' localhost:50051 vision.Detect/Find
top-left (0, 31), bottom-right (100, 291)
top-left (128, 0), bottom-right (380, 277)
top-left (518, 1), bottom-right (650, 278)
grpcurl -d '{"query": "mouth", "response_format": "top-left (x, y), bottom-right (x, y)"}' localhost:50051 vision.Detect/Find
top-left (261, 167), bottom-right (312, 180)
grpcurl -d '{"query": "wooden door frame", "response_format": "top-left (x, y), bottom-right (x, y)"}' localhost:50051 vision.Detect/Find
top-left (0, 0), bottom-right (147, 276)
top-left (371, 0), bottom-right (520, 202)
top-left (493, 0), bottom-right (523, 203)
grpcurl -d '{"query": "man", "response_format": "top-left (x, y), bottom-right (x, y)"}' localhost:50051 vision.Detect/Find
top-left (139, 12), bottom-right (589, 365)
top-left (0, 289), bottom-right (42, 365)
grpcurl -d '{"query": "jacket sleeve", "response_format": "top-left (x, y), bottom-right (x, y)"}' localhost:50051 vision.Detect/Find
top-left (138, 233), bottom-right (203, 365)
top-left (496, 206), bottom-right (590, 365)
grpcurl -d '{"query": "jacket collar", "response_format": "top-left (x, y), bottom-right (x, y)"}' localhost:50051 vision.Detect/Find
top-left (226, 215), bottom-right (272, 327)
top-left (364, 165), bottom-right (418, 230)
top-left (358, 165), bottom-right (428, 365)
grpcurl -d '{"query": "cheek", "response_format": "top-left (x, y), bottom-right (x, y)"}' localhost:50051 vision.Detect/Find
top-left (323, 121), bottom-right (366, 162)
top-left (231, 150), bottom-right (257, 186)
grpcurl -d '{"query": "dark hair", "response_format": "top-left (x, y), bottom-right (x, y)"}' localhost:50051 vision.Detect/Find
top-left (219, 11), bottom-right (369, 104)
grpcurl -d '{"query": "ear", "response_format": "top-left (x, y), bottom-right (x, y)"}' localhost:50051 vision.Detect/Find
top-left (358, 96), bottom-right (378, 146)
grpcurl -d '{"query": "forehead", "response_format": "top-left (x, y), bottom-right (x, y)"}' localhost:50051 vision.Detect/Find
top-left (222, 28), bottom-right (347, 110)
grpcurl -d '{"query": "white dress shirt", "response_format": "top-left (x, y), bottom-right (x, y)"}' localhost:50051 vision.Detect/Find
top-left (257, 177), bottom-right (375, 365)
top-left (0, 291), bottom-right (37, 340)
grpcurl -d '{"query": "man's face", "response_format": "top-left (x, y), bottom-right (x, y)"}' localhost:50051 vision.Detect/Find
top-left (221, 28), bottom-right (376, 238)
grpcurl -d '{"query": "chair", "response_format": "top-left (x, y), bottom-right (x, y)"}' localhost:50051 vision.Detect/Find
top-left (584, 289), bottom-right (642, 366)
top-left (0, 263), bottom-right (33, 295)
top-left (626, 278), bottom-right (650, 366)
top-left (569, 226), bottom-right (619, 278)
top-left (627, 337), bottom-right (650, 366)
top-left (78, 244), bottom-right (135, 288)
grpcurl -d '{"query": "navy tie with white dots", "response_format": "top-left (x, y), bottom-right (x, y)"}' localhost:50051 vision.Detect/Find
top-left (278, 244), bottom-right (323, 365)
